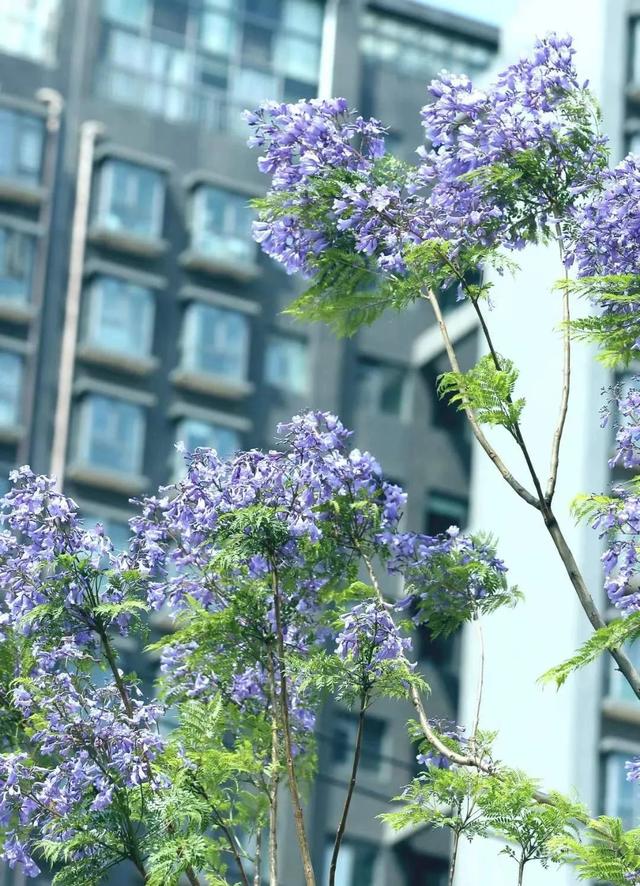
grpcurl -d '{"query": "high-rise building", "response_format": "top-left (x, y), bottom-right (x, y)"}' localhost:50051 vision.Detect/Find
top-left (0, 2), bottom-right (499, 884)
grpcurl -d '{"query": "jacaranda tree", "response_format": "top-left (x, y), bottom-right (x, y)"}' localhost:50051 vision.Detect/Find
top-left (2, 31), bottom-right (640, 886)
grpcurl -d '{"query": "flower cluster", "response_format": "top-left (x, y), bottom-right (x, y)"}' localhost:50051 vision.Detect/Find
top-left (248, 34), bottom-right (606, 282)
top-left (245, 99), bottom-right (386, 274)
top-left (0, 672), bottom-right (164, 877)
top-left (0, 467), bottom-right (135, 647)
top-left (571, 155), bottom-right (640, 277)
top-left (590, 489), bottom-right (640, 613)
top-left (607, 379), bottom-right (640, 470)
top-left (335, 601), bottom-right (411, 670)
top-left (417, 34), bottom-right (603, 257)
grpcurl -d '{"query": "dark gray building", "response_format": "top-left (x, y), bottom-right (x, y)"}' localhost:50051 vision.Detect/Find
top-left (0, 2), bottom-right (498, 884)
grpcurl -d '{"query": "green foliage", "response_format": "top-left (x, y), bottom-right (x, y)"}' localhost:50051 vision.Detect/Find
top-left (480, 772), bottom-right (585, 870)
top-left (382, 764), bottom-right (489, 840)
top-left (438, 354), bottom-right (525, 433)
top-left (563, 274), bottom-right (640, 366)
top-left (540, 613), bottom-right (640, 688)
top-left (410, 533), bottom-right (522, 638)
top-left (550, 816), bottom-right (640, 883)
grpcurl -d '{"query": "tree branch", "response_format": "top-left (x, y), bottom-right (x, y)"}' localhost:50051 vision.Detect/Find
top-left (431, 286), bottom-right (640, 701)
top-left (546, 228), bottom-right (571, 503)
top-left (423, 290), bottom-right (540, 510)
top-left (328, 689), bottom-right (368, 886)
top-left (270, 567), bottom-right (316, 886)
top-left (266, 649), bottom-right (281, 886)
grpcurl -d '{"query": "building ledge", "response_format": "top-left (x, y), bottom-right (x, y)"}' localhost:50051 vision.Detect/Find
top-left (0, 424), bottom-right (24, 444)
top-left (66, 463), bottom-right (148, 495)
top-left (88, 224), bottom-right (168, 258)
top-left (76, 344), bottom-right (159, 376)
top-left (0, 299), bottom-right (35, 324)
top-left (0, 177), bottom-right (46, 207)
top-left (171, 368), bottom-right (254, 400)
top-left (602, 696), bottom-right (640, 726)
top-left (179, 248), bottom-right (259, 281)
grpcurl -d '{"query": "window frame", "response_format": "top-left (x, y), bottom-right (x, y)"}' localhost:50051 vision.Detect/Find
top-left (84, 275), bottom-right (155, 356)
top-left (180, 300), bottom-right (250, 382)
top-left (76, 394), bottom-right (146, 477)
top-left (0, 226), bottom-right (36, 303)
top-left (0, 350), bottom-right (24, 428)
top-left (264, 331), bottom-right (309, 394)
top-left (95, 158), bottom-right (166, 240)
top-left (190, 183), bottom-right (256, 264)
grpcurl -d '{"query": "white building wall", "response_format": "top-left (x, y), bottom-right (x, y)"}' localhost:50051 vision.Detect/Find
top-left (456, 2), bottom-right (627, 883)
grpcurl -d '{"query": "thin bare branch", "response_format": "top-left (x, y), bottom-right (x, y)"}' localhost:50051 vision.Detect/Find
top-left (546, 228), bottom-right (571, 503)
top-left (271, 568), bottom-right (316, 886)
top-left (434, 284), bottom-right (640, 701)
top-left (266, 651), bottom-right (281, 886)
top-left (328, 689), bottom-right (368, 886)
top-left (423, 290), bottom-right (540, 509)
top-left (471, 617), bottom-right (485, 745)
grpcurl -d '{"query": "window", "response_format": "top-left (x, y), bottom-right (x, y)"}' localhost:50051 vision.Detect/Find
top-left (628, 132), bottom-right (640, 156)
top-left (95, 160), bottom-right (165, 239)
top-left (103, 0), bottom-right (148, 28)
top-left (356, 358), bottom-right (409, 418)
top-left (322, 838), bottom-right (377, 886)
top-left (0, 0), bottom-right (60, 64)
top-left (264, 333), bottom-right (308, 394)
top-left (0, 228), bottom-right (35, 302)
top-left (425, 491), bottom-right (469, 536)
top-left (331, 712), bottom-right (386, 775)
top-left (360, 10), bottom-right (495, 82)
top-left (98, 0), bottom-right (323, 130)
top-left (0, 109), bottom-right (44, 185)
top-left (605, 752), bottom-right (640, 828)
top-left (84, 276), bottom-right (155, 356)
top-left (76, 395), bottom-right (145, 475)
top-left (181, 302), bottom-right (249, 381)
top-left (0, 351), bottom-right (23, 427)
top-left (175, 418), bottom-right (240, 463)
top-left (631, 18), bottom-right (640, 84)
top-left (191, 185), bottom-right (255, 264)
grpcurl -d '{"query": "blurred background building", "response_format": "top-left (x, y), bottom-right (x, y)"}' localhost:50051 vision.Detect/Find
top-left (1, 0), bottom-right (638, 885)
top-left (0, 2), bottom-right (497, 884)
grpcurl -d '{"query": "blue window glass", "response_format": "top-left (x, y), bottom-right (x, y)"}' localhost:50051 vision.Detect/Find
top-left (191, 185), bottom-right (255, 264)
top-left (77, 394), bottom-right (145, 475)
top-left (0, 351), bottom-right (23, 427)
top-left (176, 418), bottom-right (240, 462)
top-left (0, 108), bottom-right (44, 184)
top-left (0, 228), bottom-right (35, 302)
top-left (85, 276), bottom-right (155, 355)
top-left (181, 302), bottom-right (249, 380)
top-left (264, 333), bottom-right (308, 394)
top-left (96, 159), bottom-right (165, 238)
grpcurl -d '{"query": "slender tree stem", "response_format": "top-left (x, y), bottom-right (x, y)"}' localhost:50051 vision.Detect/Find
top-left (270, 568), bottom-right (316, 886)
top-left (471, 617), bottom-right (485, 744)
top-left (517, 855), bottom-right (526, 886)
top-left (448, 829), bottom-right (460, 886)
top-left (211, 808), bottom-right (250, 886)
top-left (328, 689), bottom-right (368, 886)
top-left (266, 651), bottom-right (280, 886)
top-left (427, 289), bottom-right (640, 701)
top-left (254, 829), bottom-right (263, 886)
top-left (546, 228), bottom-right (571, 503)
top-left (424, 290), bottom-right (540, 509)
top-left (360, 553), bottom-right (491, 771)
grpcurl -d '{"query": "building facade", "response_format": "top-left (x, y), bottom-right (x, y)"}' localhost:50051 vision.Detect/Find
top-left (0, 2), bottom-right (498, 884)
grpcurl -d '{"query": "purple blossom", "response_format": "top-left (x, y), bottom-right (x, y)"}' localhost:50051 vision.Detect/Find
top-left (336, 601), bottom-right (411, 668)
